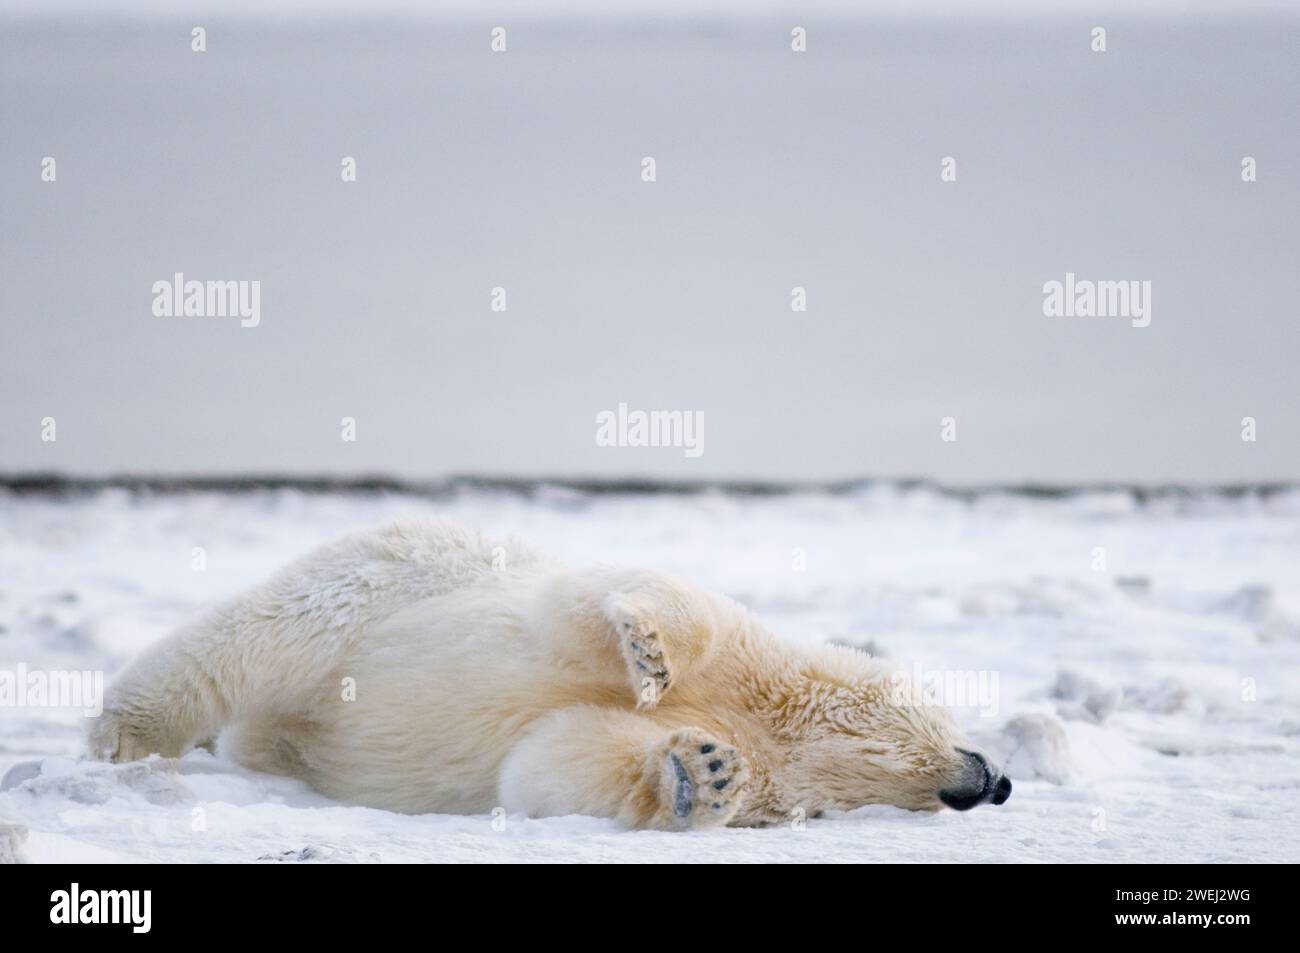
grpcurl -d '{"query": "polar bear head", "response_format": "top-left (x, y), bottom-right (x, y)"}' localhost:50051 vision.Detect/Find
top-left (774, 645), bottom-right (1011, 814)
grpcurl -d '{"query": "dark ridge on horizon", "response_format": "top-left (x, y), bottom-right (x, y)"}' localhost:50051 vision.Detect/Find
top-left (1, 472), bottom-right (1297, 503)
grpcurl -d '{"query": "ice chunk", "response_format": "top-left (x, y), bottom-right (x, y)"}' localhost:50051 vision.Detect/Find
top-left (0, 823), bottom-right (28, 864)
top-left (980, 713), bottom-right (1073, 785)
top-left (1050, 669), bottom-right (1122, 723)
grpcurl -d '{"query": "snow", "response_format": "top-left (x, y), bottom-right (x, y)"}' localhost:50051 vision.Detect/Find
top-left (2, 484), bottom-right (1298, 863)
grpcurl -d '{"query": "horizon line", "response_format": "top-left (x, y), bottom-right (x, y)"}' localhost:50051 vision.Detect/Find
top-left (3, 471), bottom-right (1298, 502)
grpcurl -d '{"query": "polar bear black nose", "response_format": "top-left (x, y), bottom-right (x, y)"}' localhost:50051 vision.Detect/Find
top-left (939, 749), bottom-right (1010, 810)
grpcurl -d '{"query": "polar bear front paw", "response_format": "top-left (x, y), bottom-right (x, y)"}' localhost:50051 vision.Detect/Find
top-left (607, 602), bottom-right (673, 708)
top-left (87, 707), bottom-right (174, 762)
top-left (88, 713), bottom-right (143, 762)
top-left (656, 729), bottom-right (748, 829)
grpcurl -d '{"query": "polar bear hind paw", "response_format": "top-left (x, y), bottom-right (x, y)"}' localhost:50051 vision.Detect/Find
top-left (660, 729), bottom-right (748, 828)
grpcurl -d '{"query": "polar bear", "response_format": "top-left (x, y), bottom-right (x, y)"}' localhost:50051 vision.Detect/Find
top-left (89, 519), bottom-right (1010, 829)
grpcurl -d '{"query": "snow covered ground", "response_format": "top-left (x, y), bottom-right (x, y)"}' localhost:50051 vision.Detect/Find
top-left (2, 484), bottom-right (1298, 863)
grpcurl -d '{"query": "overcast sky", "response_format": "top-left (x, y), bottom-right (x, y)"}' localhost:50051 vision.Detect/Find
top-left (2, 10), bottom-right (1298, 484)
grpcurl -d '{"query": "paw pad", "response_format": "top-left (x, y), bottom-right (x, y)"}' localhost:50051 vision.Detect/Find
top-left (661, 730), bottom-right (748, 828)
